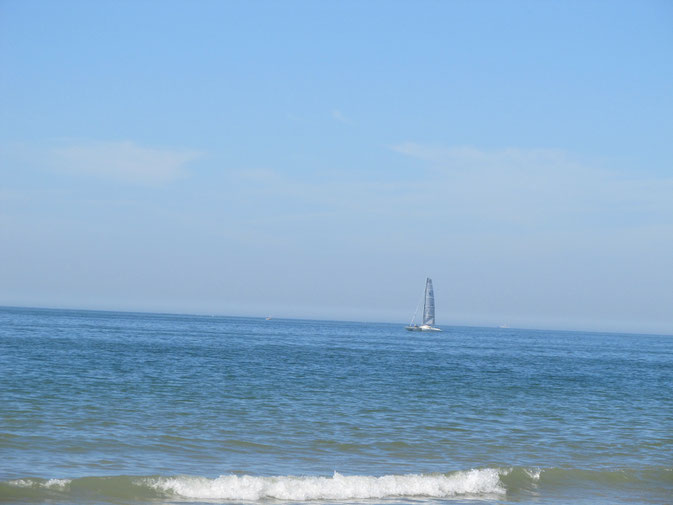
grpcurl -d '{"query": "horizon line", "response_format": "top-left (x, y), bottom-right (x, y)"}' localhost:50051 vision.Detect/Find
top-left (1, 304), bottom-right (670, 338)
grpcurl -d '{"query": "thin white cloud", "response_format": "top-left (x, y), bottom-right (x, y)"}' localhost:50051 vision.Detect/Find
top-left (331, 109), bottom-right (350, 124)
top-left (392, 142), bottom-right (573, 172)
top-left (51, 141), bottom-right (202, 185)
top-left (390, 142), bottom-right (673, 229)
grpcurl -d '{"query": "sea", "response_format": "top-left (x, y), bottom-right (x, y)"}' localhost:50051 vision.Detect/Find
top-left (1, 306), bottom-right (672, 505)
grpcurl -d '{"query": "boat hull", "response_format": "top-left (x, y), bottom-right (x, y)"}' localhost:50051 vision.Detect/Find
top-left (405, 325), bottom-right (442, 332)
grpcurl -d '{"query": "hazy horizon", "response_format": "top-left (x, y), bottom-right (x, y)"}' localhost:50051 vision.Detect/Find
top-left (2, 303), bottom-right (672, 338)
top-left (2, 1), bottom-right (672, 335)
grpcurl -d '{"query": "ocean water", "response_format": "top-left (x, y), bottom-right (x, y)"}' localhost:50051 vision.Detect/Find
top-left (1, 307), bottom-right (672, 505)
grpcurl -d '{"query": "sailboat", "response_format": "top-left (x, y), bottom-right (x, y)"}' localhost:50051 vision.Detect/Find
top-left (405, 278), bottom-right (442, 331)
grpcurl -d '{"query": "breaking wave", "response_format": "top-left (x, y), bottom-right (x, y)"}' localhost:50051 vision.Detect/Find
top-left (147, 469), bottom-right (504, 500)
top-left (0, 469), bottom-right (500, 502)
top-left (1, 467), bottom-right (671, 502)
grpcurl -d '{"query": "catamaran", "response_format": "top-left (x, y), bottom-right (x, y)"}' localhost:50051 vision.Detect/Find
top-left (405, 278), bottom-right (442, 331)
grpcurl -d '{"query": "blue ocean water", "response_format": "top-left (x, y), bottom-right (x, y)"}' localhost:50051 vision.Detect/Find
top-left (1, 306), bottom-right (672, 504)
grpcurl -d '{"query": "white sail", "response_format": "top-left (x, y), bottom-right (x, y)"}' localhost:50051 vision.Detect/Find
top-left (422, 278), bottom-right (435, 326)
top-left (405, 278), bottom-right (441, 331)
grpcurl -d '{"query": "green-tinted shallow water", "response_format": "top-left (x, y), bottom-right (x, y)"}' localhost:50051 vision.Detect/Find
top-left (1, 306), bottom-right (672, 504)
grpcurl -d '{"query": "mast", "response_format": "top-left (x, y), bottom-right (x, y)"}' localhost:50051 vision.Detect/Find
top-left (422, 277), bottom-right (435, 326)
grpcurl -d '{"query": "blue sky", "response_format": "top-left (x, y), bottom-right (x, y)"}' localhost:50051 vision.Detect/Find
top-left (1, 0), bottom-right (672, 333)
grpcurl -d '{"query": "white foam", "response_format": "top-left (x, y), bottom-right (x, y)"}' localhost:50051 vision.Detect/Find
top-left (146, 470), bottom-right (505, 500)
top-left (6, 479), bottom-right (33, 488)
top-left (524, 468), bottom-right (542, 481)
top-left (7, 478), bottom-right (71, 490)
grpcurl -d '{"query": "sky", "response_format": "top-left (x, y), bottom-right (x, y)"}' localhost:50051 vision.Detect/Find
top-left (1, 0), bottom-right (672, 334)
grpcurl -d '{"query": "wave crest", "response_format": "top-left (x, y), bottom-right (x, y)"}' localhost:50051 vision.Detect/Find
top-left (147, 470), bottom-right (504, 500)
top-left (4, 467), bottom-right (671, 502)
